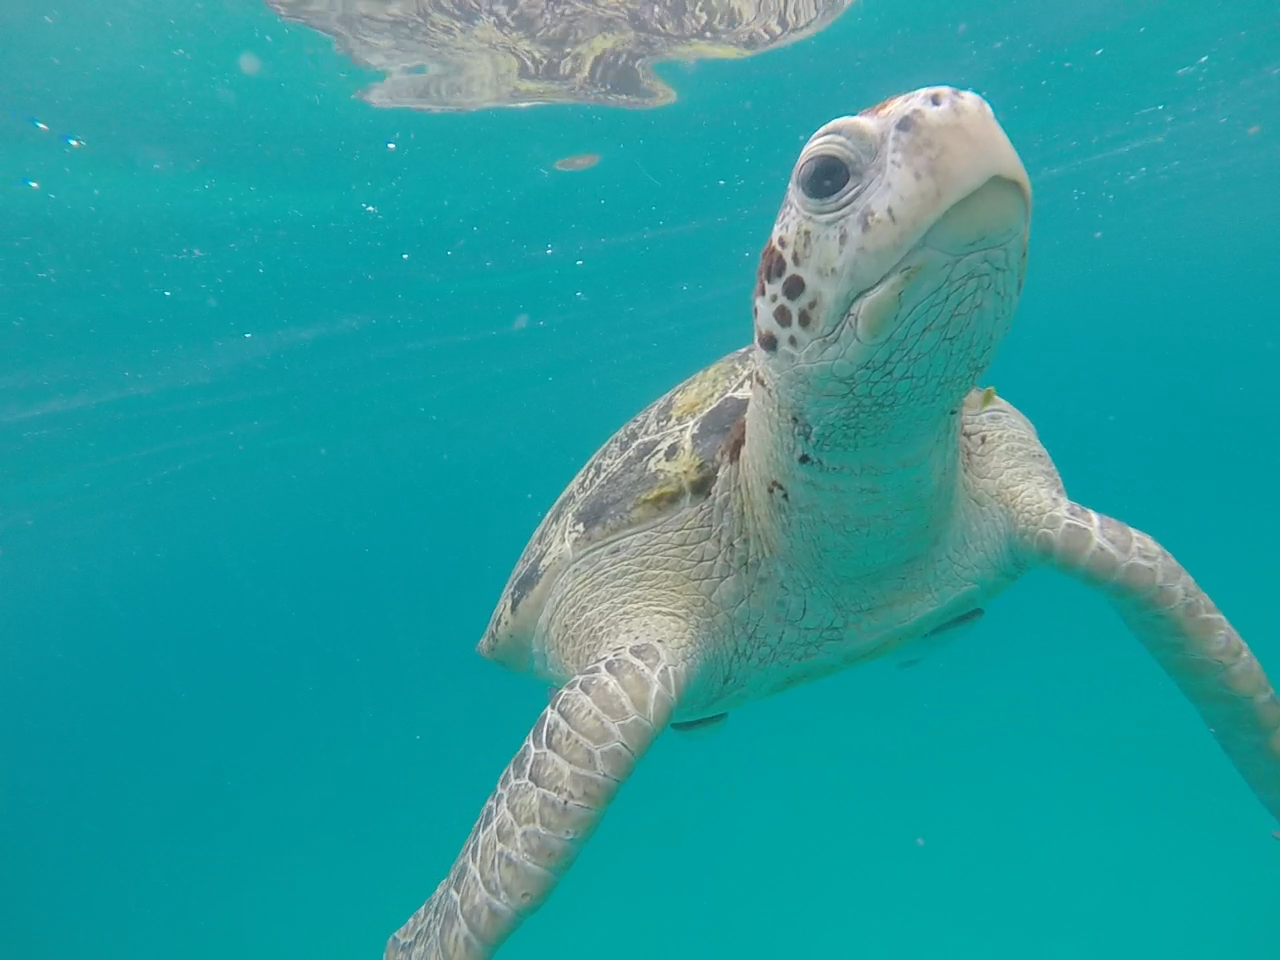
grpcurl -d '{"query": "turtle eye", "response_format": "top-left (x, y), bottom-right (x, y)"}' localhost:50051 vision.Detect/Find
top-left (797, 153), bottom-right (852, 201)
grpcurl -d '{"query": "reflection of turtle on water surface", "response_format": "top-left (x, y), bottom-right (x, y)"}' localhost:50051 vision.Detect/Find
top-left (266, 0), bottom-right (855, 111)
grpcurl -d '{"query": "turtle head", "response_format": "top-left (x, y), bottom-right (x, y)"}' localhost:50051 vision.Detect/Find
top-left (752, 87), bottom-right (1031, 440)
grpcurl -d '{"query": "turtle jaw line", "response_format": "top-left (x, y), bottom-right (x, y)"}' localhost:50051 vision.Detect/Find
top-left (838, 175), bottom-right (1029, 347)
top-left (791, 173), bottom-right (1030, 396)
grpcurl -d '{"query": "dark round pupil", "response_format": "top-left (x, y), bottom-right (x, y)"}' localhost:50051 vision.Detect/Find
top-left (798, 154), bottom-right (851, 200)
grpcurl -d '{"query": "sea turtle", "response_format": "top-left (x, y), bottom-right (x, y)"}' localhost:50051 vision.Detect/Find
top-left (267, 0), bottom-right (853, 112)
top-left (385, 87), bottom-right (1280, 959)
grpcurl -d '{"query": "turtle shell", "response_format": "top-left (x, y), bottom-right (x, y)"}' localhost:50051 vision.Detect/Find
top-left (266, 0), bottom-right (854, 112)
top-left (478, 347), bottom-right (754, 666)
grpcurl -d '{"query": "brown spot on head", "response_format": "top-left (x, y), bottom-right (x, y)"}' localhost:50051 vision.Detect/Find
top-left (756, 241), bottom-right (787, 288)
top-left (929, 91), bottom-right (944, 106)
top-left (787, 334), bottom-right (797, 347)
top-left (722, 415), bottom-right (747, 463)
top-left (798, 309), bottom-right (812, 329)
top-left (756, 328), bottom-right (778, 353)
top-left (781, 274), bottom-right (806, 301)
top-left (772, 304), bottom-right (792, 328)
top-left (894, 114), bottom-right (915, 133)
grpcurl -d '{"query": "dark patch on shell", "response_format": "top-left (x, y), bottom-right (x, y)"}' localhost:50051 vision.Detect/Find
top-left (573, 435), bottom-right (660, 532)
top-left (693, 391), bottom-right (749, 457)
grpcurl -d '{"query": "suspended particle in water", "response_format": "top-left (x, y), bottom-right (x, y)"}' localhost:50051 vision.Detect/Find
top-left (24, 179), bottom-right (39, 189)
top-left (386, 141), bottom-right (397, 151)
top-left (553, 152), bottom-right (601, 172)
top-left (512, 314), bottom-right (529, 330)
top-left (30, 118), bottom-right (49, 131)
top-left (238, 51), bottom-right (262, 75)
top-left (64, 136), bottom-right (85, 148)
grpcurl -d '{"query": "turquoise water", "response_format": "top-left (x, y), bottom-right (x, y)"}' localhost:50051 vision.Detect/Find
top-left (2, 0), bottom-right (1278, 957)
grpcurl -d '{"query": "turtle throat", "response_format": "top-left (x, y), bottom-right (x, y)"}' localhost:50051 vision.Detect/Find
top-left (738, 367), bottom-right (967, 570)
top-left (738, 237), bottom-right (1021, 566)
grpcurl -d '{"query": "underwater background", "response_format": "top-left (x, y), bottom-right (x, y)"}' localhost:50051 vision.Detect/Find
top-left (2, 0), bottom-right (1278, 957)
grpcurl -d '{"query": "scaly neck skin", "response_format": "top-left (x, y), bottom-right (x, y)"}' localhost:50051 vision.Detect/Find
top-left (736, 363), bottom-right (965, 576)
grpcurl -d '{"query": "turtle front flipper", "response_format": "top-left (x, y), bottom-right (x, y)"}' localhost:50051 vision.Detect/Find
top-left (1031, 501), bottom-right (1280, 825)
top-left (386, 641), bottom-right (682, 960)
